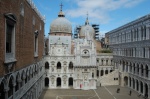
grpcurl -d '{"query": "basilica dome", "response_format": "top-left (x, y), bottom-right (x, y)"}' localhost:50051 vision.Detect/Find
top-left (79, 25), bottom-right (95, 37)
top-left (79, 16), bottom-right (95, 38)
top-left (50, 4), bottom-right (72, 34)
top-left (50, 17), bottom-right (72, 34)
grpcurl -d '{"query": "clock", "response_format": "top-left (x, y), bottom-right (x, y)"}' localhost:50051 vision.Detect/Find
top-left (56, 48), bottom-right (62, 54)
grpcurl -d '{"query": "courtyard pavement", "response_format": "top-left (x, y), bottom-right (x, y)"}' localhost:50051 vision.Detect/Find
top-left (39, 85), bottom-right (146, 99)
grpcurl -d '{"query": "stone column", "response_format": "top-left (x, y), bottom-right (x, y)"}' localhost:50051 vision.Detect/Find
top-left (139, 65), bottom-right (142, 77)
top-left (135, 80), bottom-right (137, 91)
top-left (148, 84), bottom-right (150, 99)
top-left (143, 83), bottom-right (145, 96)
top-left (13, 83), bottom-right (16, 98)
top-left (135, 64), bottom-right (137, 75)
top-left (139, 81), bottom-right (141, 93)
top-left (131, 79), bottom-right (133, 89)
top-left (99, 69), bottom-right (101, 77)
top-left (128, 77), bottom-right (130, 87)
top-left (144, 66), bottom-right (146, 78)
top-left (4, 88), bottom-right (9, 99)
top-left (145, 48), bottom-right (149, 58)
top-left (138, 27), bottom-right (141, 41)
top-left (146, 25), bottom-right (150, 40)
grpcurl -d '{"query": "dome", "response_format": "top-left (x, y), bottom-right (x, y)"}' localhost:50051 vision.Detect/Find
top-left (50, 3), bottom-right (72, 34)
top-left (50, 17), bottom-right (72, 33)
top-left (79, 25), bottom-right (95, 38)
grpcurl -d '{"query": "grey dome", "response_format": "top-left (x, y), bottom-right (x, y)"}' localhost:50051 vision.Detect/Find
top-left (79, 25), bottom-right (95, 38)
top-left (50, 17), bottom-right (72, 33)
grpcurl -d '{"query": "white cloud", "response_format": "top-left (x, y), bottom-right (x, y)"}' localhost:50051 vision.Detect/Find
top-left (66, 0), bottom-right (144, 24)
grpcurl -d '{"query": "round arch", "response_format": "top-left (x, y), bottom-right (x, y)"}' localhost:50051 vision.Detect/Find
top-left (57, 62), bottom-right (61, 69)
top-left (0, 81), bottom-right (5, 99)
top-left (144, 83), bottom-right (148, 97)
top-left (69, 77), bottom-right (73, 86)
top-left (8, 76), bottom-right (14, 98)
top-left (124, 76), bottom-right (128, 86)
top-left (105, 70), bottom-right (108, 74)
top-left (45, 77), bottom-right (49, 87)
top-left (45, 62), bottom-right (49, 69)
top-left (140, 81), bottom-right (143, 93)
top-left (101, 70), bottom-right (104, 76)
top-left (57, 77), bottom-right (61, 87)
top-left (69, 62), bottom-right (73, 69)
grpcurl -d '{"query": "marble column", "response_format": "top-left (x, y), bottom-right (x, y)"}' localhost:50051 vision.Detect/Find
top-left (146, 25), bottom-right (150, 40)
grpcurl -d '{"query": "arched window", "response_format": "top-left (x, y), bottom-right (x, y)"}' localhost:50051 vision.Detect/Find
top-left (97, 70), bottom-right (99, 77)
top-left (92, 72), bottom-right (94, 78)
top-left (105, 70), bottom-right (108, 74)
top-left (69, 77), bottom-right (73, 86)
top-left (141, 65), bottom-right (144, 76)
top-left (45, 77), bottom-right (49, 87)
top-left (15, 73), bottom-right (20, 92)
top-left (8, 77), bottom-right (14, 98)
top-left (57, 62), bottom-right (61, 69)
top-left (69, 62), bottom-right (73, 69)
top-left (45, 62), bottom-right (49, 69)
top-left (146, 65), bottom-right (148, 77)
top-left (101, 70), bottom-right (104, 76)
top-left (57, 77), bottom-right (61, 87)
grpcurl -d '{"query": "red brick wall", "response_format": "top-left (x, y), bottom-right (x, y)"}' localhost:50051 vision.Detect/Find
top-left (0, 0), bottom-right (44, 76)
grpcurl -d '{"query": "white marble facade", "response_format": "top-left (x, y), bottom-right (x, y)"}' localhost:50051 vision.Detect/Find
top-left (106, 14), bottom-right (150, 98)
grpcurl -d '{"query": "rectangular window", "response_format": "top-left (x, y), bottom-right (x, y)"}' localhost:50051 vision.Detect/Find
top-left (34, 30), bottom-right (38, 57)
top-left (6, 24), bottom-right (13, 53)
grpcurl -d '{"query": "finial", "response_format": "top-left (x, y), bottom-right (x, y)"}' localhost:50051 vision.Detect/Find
top-left (85, 12), bottom-right (89, 25)
top-left (60, 2), bottom-right (63, 11)
top-left (87, 12), bottom-right (88, 20)
top-left (58, 2), bottom-right (65, 17)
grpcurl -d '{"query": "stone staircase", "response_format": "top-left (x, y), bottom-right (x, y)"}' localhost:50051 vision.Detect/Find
top-left (97, 69), bottom-right (119, 86)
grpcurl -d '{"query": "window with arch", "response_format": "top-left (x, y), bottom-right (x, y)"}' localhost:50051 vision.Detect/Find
top-left (92, 72), bottom-right (94, 78)
top-left (57, 62), bottom-right (61, 69)
top-left (69, 62), bottom-right (73, 69)
top-left (45, 62), bottom-right (49, 69)
top-left (0, 81), bottom-right (5, 99)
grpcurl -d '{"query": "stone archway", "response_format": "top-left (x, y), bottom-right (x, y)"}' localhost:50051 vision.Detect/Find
top-left (0, 82), bottom-right (5, 99)
top-left (140, 81), bottom-right (143, 93)
top-left (57, 62), bottom-right (61, 69)
top-left (69, 77), bottom-right (73, 86)
top-left (105, 70), bottom-right (108, 74)
top-left (124, 76), bottom-right (128, 86)
top-left (45, 62), bottom-right (49, 69)
top-left (101, 70), bottom-right (104, 76)
top-left (45, 77), bottom-right (49, 87)
top-left (136, 80), bottom-right (139, 91)
top-left (145, 83), bottom-right (148, 97)
top-left (57, 77), bottom-right (61, 87)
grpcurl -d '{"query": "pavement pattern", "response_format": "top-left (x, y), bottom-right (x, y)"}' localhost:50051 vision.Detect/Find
top-left (39, 85), bottom-right (146, 99)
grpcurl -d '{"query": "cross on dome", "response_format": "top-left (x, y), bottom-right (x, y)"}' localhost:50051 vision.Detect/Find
top-left (60, 2), bottom-right (63, 11)
top-left (58, 2), bottom-right (65, 17)
top-left (85, 12), bottom-right (89, 25)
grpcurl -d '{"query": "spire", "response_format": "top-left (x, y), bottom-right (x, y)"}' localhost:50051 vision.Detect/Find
top-left (58, 2), bottom-right (65, 17)
top-left (85, 12), bottom-right (89, 25)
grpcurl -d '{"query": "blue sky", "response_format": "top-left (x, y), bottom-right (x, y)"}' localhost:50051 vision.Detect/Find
top-left (33, 0), bottom-right (150, 37)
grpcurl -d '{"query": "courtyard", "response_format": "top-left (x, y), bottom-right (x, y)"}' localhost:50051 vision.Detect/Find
top-left (39, 85), bottom-right (145, 99)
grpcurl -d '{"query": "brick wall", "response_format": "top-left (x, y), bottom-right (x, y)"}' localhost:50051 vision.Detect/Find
top-left (0, 0), bottom-right (44, 76)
